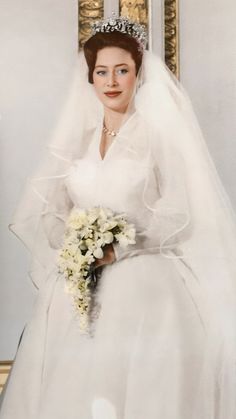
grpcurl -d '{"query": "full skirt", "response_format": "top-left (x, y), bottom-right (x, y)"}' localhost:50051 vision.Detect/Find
top-left (0, 254), bottom-right (207, 419)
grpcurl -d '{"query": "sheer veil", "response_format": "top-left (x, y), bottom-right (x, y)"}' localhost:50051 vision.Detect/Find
top-left (9, 48), bottom-right (236, 417)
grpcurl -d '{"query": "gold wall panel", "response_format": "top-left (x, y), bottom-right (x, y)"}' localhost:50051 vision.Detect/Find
top-left (0, 361), bottom-right (12, 394)
top-left (119, 0), bottom-right (148, 26)
top-left (165, 0), bottom-right (179, 78)
top-left (79, 0), bottom-right (104, 49)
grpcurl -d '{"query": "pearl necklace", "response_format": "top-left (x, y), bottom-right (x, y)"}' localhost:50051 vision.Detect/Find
top-left (102, 122), bottom-right (119, 137)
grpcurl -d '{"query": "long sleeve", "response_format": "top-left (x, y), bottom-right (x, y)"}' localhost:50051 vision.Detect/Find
top-left (113, 213), bottom-right (190, 261)
top-left (113, 153), bottom-right (191, 262)
top-left (113, 230), bottom-right (164, 261)
top-left (42, 181), bottom-right (74, 250)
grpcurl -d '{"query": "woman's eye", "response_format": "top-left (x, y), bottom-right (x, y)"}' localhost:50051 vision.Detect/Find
top-left (117, 68), bottom-right (128, 75)
top-left (96, 70), bottom-right (106, 76)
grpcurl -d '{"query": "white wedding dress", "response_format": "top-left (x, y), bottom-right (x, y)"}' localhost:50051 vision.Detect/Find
top-left (0, 114), bottom-right (209, 419)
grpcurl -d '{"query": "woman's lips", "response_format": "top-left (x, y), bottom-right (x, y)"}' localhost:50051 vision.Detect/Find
top-left (104, 92), bottom-right (122, 98)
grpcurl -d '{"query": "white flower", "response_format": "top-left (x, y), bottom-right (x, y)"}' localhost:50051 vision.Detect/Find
top-left (67, 242), bottom-right (82, 256)
top-left (102, 231), bottom-right (114, 244)
top-left (93, 247), bottom-right (104, 259)
top-left (84, 250), bottom-right (95, 265)
top-left (87, 207), bottom-right (100, 224)
top-left (85, 238), bottom-right (93, 248)
top-left (79, 226), bottom-right (94, 239)
top-left (68, 208), bottom-right (88, 229)
top-left (115, 227), bottom-right (136, 248)
top-left (99, 220), bottom-right (118, 232)
top-left (79, 240), bottom-right (88, 251)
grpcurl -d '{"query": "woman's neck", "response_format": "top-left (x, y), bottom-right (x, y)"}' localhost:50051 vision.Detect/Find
top-left (103, 107), bottom-right (134, 133)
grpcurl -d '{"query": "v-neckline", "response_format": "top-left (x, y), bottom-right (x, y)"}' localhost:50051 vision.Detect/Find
top-left (96, 118), bottom-right (118, 162)
top-left (99, 135), bottom-right (117, 162)
top-left (95, 111), bottom-right (137, 163)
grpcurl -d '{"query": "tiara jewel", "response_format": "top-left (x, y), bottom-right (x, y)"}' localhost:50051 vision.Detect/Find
top-left (90, 12), bottom-right (147, 50)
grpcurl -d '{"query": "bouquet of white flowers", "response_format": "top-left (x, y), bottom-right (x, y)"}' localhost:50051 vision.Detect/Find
top-left (58, 207), bottom-right (136, 333)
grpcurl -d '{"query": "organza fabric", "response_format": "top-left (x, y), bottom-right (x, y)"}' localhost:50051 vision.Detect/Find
top-left (1, 50), bottom-right (236, 418)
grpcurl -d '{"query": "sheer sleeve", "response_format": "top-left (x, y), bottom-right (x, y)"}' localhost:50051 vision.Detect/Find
top-left (113, 214), bottom-right (191, 261)
top-left (113, 150), bottom-right (192, 262)
top-left (41, 181), bottom-right (74, 249)
top-left (9, 162), bottom-right (74, 289)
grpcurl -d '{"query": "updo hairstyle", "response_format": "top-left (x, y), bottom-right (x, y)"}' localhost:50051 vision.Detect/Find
top-left (83, 31), bottom-right (143, 84)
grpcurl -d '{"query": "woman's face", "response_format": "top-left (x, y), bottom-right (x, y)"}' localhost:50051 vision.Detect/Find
top-left (92, 47), bottom-right (137, 113)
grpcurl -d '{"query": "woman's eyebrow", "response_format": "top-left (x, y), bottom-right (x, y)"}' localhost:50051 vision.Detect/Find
top-left (94, 63), bottom-right (129, 69)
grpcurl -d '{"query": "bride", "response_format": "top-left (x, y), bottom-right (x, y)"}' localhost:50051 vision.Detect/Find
top-left (0, 14), bottom-right (236, 419)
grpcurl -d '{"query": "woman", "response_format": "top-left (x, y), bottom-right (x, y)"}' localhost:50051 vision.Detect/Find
top-left (0, 15), bottom-right (236, 419)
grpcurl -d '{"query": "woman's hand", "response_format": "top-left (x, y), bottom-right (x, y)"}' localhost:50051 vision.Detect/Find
top-left (94, 244), bottom-right (116, 268)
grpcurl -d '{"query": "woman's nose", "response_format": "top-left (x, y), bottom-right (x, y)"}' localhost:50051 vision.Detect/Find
top-left (106, 72), bottom-right (118, 87)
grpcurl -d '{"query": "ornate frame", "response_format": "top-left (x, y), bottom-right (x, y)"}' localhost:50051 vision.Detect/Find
top-left (78, 0), bottom-right (179, 78)
top-left (164, 0), bottom-right (179, 78)
top-left (0, 361), bottom-right (12, 394)
top-left (78, 1), bottom-right (104, 49)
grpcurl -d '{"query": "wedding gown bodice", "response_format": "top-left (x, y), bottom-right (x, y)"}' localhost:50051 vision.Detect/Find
top-left (64, 113), bottom-right (159, 231)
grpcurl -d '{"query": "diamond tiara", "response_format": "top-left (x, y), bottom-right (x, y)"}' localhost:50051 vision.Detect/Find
top-left (90, 13), bottom-right (147, 50)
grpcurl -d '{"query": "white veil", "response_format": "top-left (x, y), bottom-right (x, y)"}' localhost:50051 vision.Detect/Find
top-left (9, 49), bottom-right (236, 417)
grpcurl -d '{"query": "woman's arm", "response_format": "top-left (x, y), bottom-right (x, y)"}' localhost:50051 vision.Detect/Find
top-left (113, 215), bottom-right (190, 261)
top-left (113, 156), bottom-right (191, 262)
top-left (42, 181), bottom-right (74, 249)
